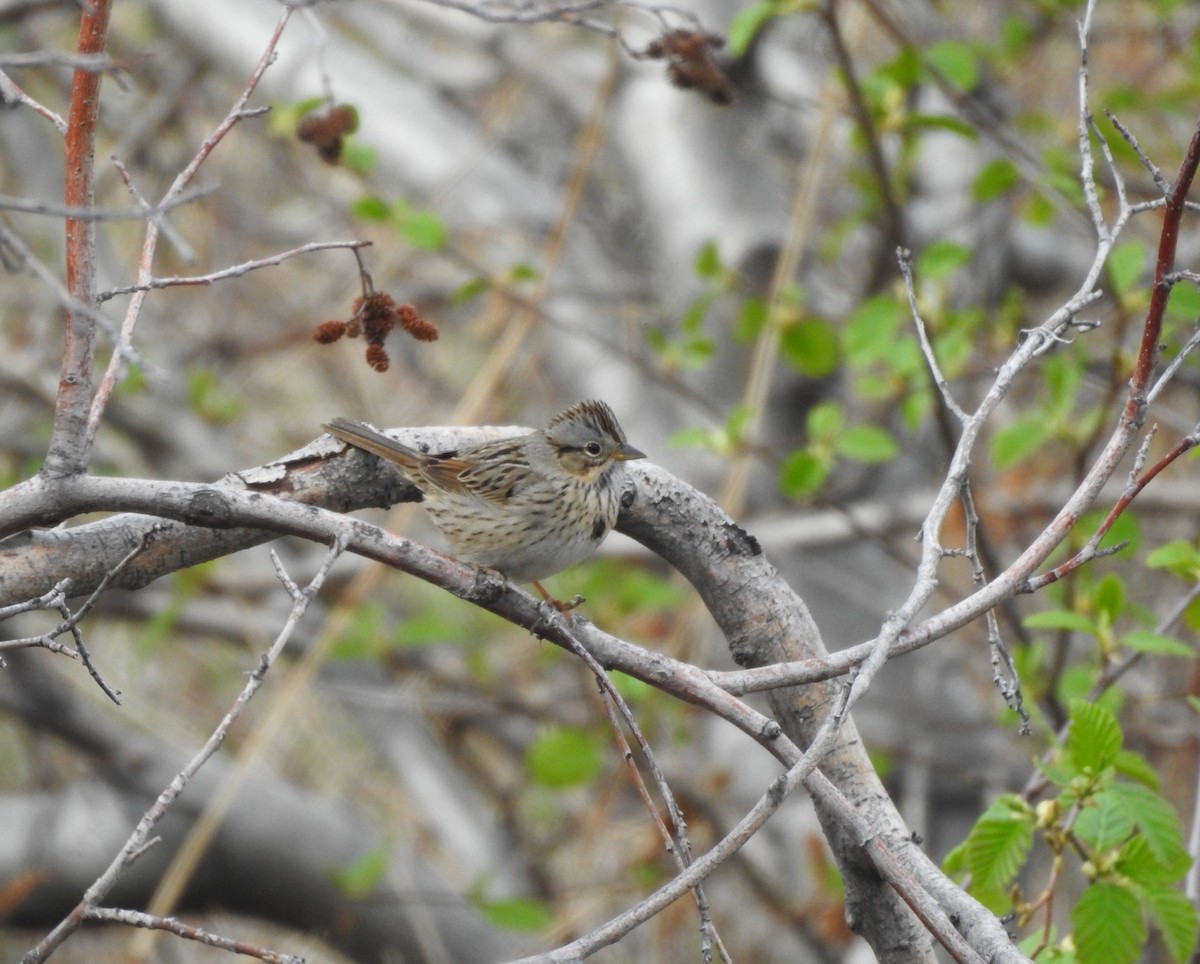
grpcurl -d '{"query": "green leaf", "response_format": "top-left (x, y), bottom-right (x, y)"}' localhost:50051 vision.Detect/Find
top-left (905, 113), bottom-right (978, 139)
top-left (1114, 749), bottom-right (1161, 790)
top-left (1001, 14), bottom-right (1034, 56)
top-left (1073, 883), bottom-right (1144, 964)
top-left (806, 401), bottom-right (844, 440)
top-left (780, 449), bottom-right (829, 498)
top-left (394, 609), bottom-right (466, 647)
top-left (525, 727), bottom-right (604, 789)
top-left (836, 425), bottom-right (899, 463)
top-left (1022, 190), bottom-right (1058, 227)
top-left (1166, 280), bottom-right (1200, 319)
top-left (399, 208), bottom-right (449, 251)
top-left (926, 40), bottom-right (979, 90)
top-left (330, 848), bottom-right (388, 898)
top-left (1120, 630), bottom-right (1193, 658)
top-left (343, 142), bottom-right (376, 175)
top-left (735, 297), bottom-right (769, 342)
top-left (1024, 610), bottom-right (1096, 634)
top-left (727, 0), bottom-right (777, 57)
top-left (668, 426), bottom-right (713, 449)
top-left (1146, 539), bottom-right (1199, 570)
top-left (844, 295), bottom-right (903, 365)
top-left (1079, 505), bottom-right (1140, 554)
top-left (681, 294), bottom-right (712, 333)
top-left (917, 240), bottom-right (972, 281)
top-left (966, 796), bottom-right (1034, 892)
top-left (1068, 700), bottom-right (1123, 773)
top-left (452, 276), bottom-right (489, 304)
top-left (1116, 835), bottom-right (1181, 888)
top-left (991, 416), bottom-right (1050, 468)
top-left (353, 195), bottom-right (391, 221)
top-left (942, 839), bottom-right (967, 877)
top-left (974, 158), bottom-right (1022, 202)
top-left (1107, 782), bottom-right (1189, 873)
top-left (480, 897), bottom-right (554, 932)
top-left (780, 319), bottom-right (839, 376)
top-left (1108, 241), bottom-right (1147, 297)
top-left (1093, 573), bottom-right (1125, 622)
top-left (694, 239), bottom-right (723, 280)
top-left (1075, 790), bottom-right (1134, 851)
top-left (187, 368), bottom-right (242, 424)
top-left (875, 45), bottom-right (922, 90)
top-left (329, 600), bottom-right (387, 660)
top-left (1144, 888), bottom-right (1199, 964)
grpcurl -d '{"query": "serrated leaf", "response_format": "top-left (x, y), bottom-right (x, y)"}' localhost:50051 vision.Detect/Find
top-left (1073, 883), bottom-right (1144, 964)
top-left (836, 425), bottom-right (899, 463)
top-left (1114, 750), bottom-right (1161, 790)
top-left (966, 798), bottom-right (1034, 892)
top-left (1108, 241), bottom-right (1147, 297)
top-left (1068, 700), bottom-right (1123, 773)
top-left (525, 727), bottom-right (604, 788)
top-left (780, 449), bottom-right (829, 498)
top-left (1116, 835), bottom-right (1181, 888)
top-left (1120, 631), bottom-right (1194, 658)
top-left (974, 158), bottom-right (1022, 202)
top-left (942, 839), bottom-right (967, 877)
top-left (1025, 610), bottom-right (1097, 634)
top-left (1144, 888), bottom-right (1199, 964)
top-left (1107, 782), bottom-right (1188, 873)
top-left (780, 319), bottom-right (840, 377)
top-left (1075, 791), bottom-right (1134, 851)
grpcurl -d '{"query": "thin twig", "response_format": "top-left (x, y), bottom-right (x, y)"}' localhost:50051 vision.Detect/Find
top-left (83, 908), bottom-right (304, 964)
top-left (545, 603), bottom-right (727, 962)
top-left (0, 69), bottom-right (67, 131)
top-left (897, 247), bottom-right (968, 424)
top-left (20, 533), bottom-right (349, 963)
top-left (98, 240), bottom-right (375, 302)
top-left (85, 4), bottom-right (296, 440)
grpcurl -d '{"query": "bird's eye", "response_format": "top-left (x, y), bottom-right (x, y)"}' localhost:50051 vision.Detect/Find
top-left (584, 441), bottom-right (603, 457)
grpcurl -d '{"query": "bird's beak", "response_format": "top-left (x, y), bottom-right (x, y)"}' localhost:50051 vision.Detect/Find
top-left (613, 443), bottom-right (646, 461)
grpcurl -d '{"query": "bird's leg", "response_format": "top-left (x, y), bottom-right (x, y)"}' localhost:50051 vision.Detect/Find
top-left (532, 581), bottom-right (584, 613)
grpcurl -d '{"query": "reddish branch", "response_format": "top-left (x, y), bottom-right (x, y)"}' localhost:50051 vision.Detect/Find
top-left (1026, 118), bottom-right (1200, 591)
top-left (1127, 121), bottom-right (1200, 411)
top-left (47, 0), bottom-right (113, 478)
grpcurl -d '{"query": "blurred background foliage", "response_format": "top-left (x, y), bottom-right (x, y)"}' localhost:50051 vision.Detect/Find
top-left (3, 0), bottom-right (1200, 960)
